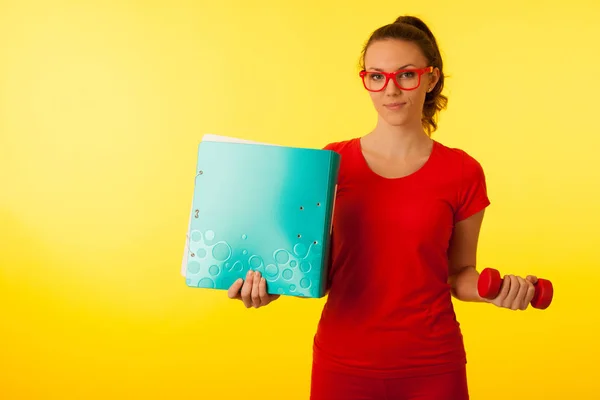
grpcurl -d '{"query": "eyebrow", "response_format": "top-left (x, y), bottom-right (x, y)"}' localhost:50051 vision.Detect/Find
top-left (368, 64), bottom-right (416, 71)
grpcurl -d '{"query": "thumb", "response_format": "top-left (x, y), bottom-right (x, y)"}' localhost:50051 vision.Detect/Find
top-left (526, 275), bottom-right (538, 284)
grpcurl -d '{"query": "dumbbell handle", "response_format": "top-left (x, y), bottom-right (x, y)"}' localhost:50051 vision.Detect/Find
top-left (477, 268), bottom-right (553, 310)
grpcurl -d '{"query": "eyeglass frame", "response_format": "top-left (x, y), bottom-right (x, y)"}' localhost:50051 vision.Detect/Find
top-left (359, 66), bottom-right (434, 92)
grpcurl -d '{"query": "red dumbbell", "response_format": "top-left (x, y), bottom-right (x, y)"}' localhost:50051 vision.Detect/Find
top-left (477, 268), bottom-right (553, 310)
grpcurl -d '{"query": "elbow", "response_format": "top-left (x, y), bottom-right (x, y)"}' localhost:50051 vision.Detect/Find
top-left (448, 265), bottom-right (483, 303)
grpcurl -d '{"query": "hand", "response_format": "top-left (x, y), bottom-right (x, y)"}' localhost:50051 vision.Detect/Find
top-left (227, 270), bottom-right (280, 308)
top-left (490, 274), bottom-right (538, 310)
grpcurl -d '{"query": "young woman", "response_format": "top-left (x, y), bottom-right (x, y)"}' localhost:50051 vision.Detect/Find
top-left (227, 15), bottom-right (538, 400)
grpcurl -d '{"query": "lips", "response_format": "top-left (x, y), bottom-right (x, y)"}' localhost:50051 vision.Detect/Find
top-left (384, 102), bottom-right (406, 110)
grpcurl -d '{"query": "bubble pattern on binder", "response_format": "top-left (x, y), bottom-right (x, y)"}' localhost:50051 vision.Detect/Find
top-left (186, 230), bottom-right (324, 297)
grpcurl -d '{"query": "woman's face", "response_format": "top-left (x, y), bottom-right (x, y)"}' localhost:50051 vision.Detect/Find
top-left (362, 39), bottom-right (439, 129)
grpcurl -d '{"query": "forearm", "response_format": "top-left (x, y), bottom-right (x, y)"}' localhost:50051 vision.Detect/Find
top-left (448, 266), bottom-right (491, 303)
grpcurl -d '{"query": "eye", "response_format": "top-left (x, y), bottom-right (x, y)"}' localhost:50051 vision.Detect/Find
top-left (399, 71), bottom-right (416, 79)
top-left (369, 73), bottom-right (385, 81)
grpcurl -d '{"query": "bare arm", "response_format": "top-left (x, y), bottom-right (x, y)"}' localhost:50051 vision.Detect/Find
top-left (447, 209), bottom-right (490, 303)
top-left (447, 209), bottom-right (538, 310)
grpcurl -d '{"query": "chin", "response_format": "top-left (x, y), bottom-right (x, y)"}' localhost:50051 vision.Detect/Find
top-left (377, 107), bottom-right (421, 128)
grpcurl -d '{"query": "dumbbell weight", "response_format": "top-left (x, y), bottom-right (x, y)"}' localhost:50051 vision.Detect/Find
top-left (477, 268), bottom-right (553, 310)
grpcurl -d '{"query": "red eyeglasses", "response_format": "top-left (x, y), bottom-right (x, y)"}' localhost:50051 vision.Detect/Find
top-left (360, 66), bottom-right (433, 92)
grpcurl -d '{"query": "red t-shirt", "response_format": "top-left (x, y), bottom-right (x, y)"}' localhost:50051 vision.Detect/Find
top-left (313, 137), bottom-right (491, 378)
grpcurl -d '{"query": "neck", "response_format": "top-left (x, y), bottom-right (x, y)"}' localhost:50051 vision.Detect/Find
top-left (363, 117), bottom-right (432, 158)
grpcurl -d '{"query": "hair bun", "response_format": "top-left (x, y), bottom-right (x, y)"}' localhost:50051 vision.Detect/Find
top-left (393, 16), bottom-right (436, 44)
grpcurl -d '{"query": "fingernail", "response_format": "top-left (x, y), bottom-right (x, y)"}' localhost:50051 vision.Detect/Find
top-left (247, 270), bottom-right (252, 277)
top-left (261, 278), bottom-right (266, 283)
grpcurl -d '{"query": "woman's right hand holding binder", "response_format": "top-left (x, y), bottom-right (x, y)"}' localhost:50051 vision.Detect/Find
top-left (227, 270), bottom-right (280, 308)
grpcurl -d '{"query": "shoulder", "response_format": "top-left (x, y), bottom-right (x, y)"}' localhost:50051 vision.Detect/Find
top-left (321, 138), bottom-right (358, 155)
top-left (321, 138), bottom-right (361, 182)
top-left (434, 141), bottom-right (486, 176)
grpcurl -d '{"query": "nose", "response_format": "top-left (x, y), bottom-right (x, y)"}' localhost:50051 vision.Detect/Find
top-left (384, 77), bottom-right (402, 96)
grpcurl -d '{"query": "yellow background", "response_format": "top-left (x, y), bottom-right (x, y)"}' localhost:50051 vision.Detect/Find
top-left (1, 0), bottom-right (598, 399)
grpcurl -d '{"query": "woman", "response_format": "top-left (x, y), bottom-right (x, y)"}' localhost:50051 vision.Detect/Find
top-left (227, 15), bottom-right (537, 400)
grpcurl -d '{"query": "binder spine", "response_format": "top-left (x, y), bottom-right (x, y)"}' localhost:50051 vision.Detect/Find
top-left (318, 151), bottom-right (340, 297)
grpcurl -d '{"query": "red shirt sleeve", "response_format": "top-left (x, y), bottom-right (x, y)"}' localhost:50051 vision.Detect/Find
top-left (454, 152), bottom-right (491, 223)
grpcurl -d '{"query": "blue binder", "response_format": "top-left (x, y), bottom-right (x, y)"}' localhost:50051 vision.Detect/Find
top-left (181, 134), bottom-right (340, 298)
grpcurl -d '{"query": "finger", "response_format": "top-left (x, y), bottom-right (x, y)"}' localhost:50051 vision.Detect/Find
top-left (227, 278), bottom-right (244, 299)
top-left (259, 276), bottom-right (270, 305)
top-left (526, 275), bottom-right (538, 284)
top-left (512, 276), bottom-right (529, 310)
top-left (504, 275), bottom-right (520, 308)
top-left (251, 271), bottom-right (262, 308)
top-left (240, 271), bottom-right (254, 308)
top-left (496, 274), bottom-right (512, 301)
top-left (523, 280), bottom-right (536, 310)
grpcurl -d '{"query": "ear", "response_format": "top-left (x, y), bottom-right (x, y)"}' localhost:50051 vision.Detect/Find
top-left (427, 67), bottom-right (441, 92)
